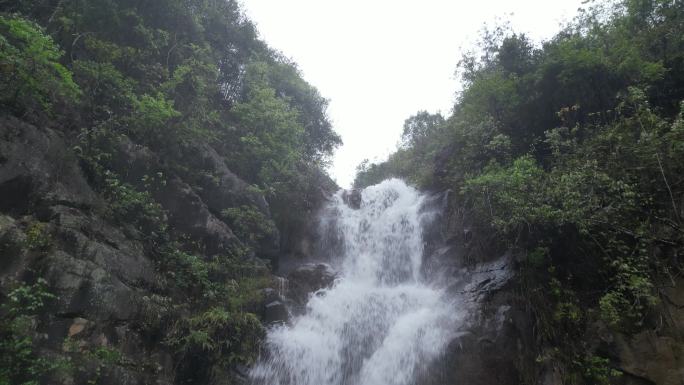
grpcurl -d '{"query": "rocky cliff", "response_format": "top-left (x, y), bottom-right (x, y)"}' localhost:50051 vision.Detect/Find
top-left (419, 191), bottom-right (684, 385)
top-left (0, 116), bottom-right (335, 385)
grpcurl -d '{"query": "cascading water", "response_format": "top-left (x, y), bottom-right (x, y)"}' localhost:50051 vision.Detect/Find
top-left (250, 179), bottom-right (461, 385)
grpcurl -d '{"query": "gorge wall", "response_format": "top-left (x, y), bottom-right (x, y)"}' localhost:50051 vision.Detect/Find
top-left (0, 115), bottom-right (334, 385)
top-left (0, 1), bottom-right (342, 384)
top-left (353, 1), bottom-right (684, 384)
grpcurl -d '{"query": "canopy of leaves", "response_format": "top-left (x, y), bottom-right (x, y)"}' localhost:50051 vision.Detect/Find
top-left (0, 16), bottom-right (80, 119)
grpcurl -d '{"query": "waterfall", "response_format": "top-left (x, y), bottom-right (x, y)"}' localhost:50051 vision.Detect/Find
top-left (250, 178), bottom-right (460, 385)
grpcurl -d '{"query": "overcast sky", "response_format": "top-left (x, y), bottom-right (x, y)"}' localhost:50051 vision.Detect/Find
top-left (241, 0), bottom-right (587, 187)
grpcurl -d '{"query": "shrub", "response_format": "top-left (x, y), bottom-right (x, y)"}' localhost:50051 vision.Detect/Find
top-left (102, 171), bottom-right (168, 241)
top-left (22, 222), bottom-right (51, 253)
top-left (463, 156), bottom-right (559, 235)
top-left (0, 279), bottom-right (66, 385)
top-left (221, 205), bottom-right (276, 248)
top-left (166, 307), bottom-right (263, 366)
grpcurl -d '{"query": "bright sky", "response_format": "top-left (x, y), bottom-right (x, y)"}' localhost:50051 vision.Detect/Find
top-left (241, 0), bottom-right (587, 187)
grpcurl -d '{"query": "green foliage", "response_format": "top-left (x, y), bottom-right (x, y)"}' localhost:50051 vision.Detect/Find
top-left (159, 247), bottom-right (271, 311)
top-left (221, 205), bottom-right (276, 248)
top-left (3, 0), bottom-right (340, 204)
top-left (537, 351), bottom-right (622, 385)
top-left (1, 0), bottom-right (341, 382)
top-left (71, 60), bottom-right (136, 124)
top-left (75, 126), bottom-right (168, 244)
top-left (355, 111), bottom-right (445, 188)
top-left (90, 346), bottom-right (122, 365)
top-left (227, 60), bottom-right (340, 232)
top-left (226, 274), bottom-right (271, 313)
top-left (354, 159), bottom-right (394, 189)
top-left (0, 279), bottom-right (66, 385)
top-left (230, 63), bottom-right (305, 189)
top-left (463, 156), bottom-right (558, 235)
top-left (22, 222), bottom-right (51, 253)
top-left (0, 15), bottom-right (80, 118)
top-left (103, 171), bottom-right (168, 240)
top-left (526, 247), bottom-right (548, 267)
top-left (573, 355), bottom-right (622, 385)
top-left (599, 260), bottom-right (657, 329)
top-left (1, 279), bottom-right (54, 317)
top-left (161, 251), bottom-right (269, 368)
top-left (239, 59), bottom-right (342, 165)
top-left (62, 339), bottom-right (125, 385)
top-left (548, 276), bottom-right (582, 326)
top-left (166, 307), bottom-right (263, 366)
top-left (128, 93), bottom-right (181, 144)
top-left (162, 250), bottom-right (211, 295)
top-left (162, 58), bottom-right (219, 143)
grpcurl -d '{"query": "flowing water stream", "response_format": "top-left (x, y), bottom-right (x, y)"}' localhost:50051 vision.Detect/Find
top-left (250, 179), bottom-right (460, 385)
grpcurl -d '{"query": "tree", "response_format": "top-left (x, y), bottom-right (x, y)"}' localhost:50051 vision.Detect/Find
top-left (0, 16), bottom-right (79, 118)
top-left (400, 111), bottom-right (444, 149)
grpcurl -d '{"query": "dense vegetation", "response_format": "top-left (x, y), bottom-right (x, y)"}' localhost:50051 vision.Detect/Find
top-left (356, 0), bottom-right (683, 383)
top-left (0, 1), bottom-right (339, 384)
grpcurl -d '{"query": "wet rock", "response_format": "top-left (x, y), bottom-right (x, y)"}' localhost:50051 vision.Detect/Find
top-left (0, 118), bottom-right (176, 384)
top-left (0, 117), bottom-right (97, 214)
top-left (421, 287), bottom-right (529, 385)
top-left (183, 143), bottom-right (280, 260)
top-left (40, 250), bottom-right (143, 321)
top-left (271, 167), bottom-right (337, 274)
top-left (113, 138), bottom-right (241, 256)
top-left (286, 263), bottom-right (337, 308)
top-left (342, 189), bottom-right (362, 209)
top-left (49, 205), bottom-right (154, 286)
top-left (155, 178), bottom-right (238, 255)
top-left (261, 287), bottom-right (280, 304)
top-left (68, 317), bottom-right (89, 337)
top-left (264, 300), bottom-right (289, 324)
top-left (613, 329), bottom-right (684, 385)
top-left (209, 365), bottom-right (248, 385)
top-left (0, 215), bottom-right (27, 277)
top-left (419, 215), bottom-right (526, 385)
top-left (539, 365), bottom-right (564, 385)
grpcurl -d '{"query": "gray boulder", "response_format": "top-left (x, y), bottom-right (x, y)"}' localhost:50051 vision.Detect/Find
top-left (286, 263), bottom-right (337, 310)
top-left (341, 189), bottom-right (362, 209)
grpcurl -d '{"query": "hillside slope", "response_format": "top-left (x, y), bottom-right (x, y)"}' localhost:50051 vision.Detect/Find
top-left (0, 1), bottom-right (338, 384)
top-left (356, 1), bottom-right (684, 384)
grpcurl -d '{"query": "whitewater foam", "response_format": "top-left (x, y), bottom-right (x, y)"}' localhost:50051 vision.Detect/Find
top-left (250, 179), bottom-right (460, 385)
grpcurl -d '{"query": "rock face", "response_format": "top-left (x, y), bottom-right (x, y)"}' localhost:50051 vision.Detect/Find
top-left (0, 118), bottom-right (171, 384)
top-left (341, 189), bottom-right (361, 209)
top-left (254, 262), bottom-right (338, 326)
top-left (413, 189), bottom-right (538, 385)
top-left (598, 279), bottom-right (684, 385)
top-left (174, 142), bottom-right (280, 260)
top-left (264, 300), bottom-right (289, 324)
top-left (0, 118), bottom-right (97, 214)
top-left (0, 117), bottom-right (302, 385)
top-left (286, 263), bottom-right (337, 312)
top-left (612, 329), bottom-right (684, 385)
top-left (420, 243), bottom-right (526, 385)
top-left (418, 190), bottom-right (684, 385)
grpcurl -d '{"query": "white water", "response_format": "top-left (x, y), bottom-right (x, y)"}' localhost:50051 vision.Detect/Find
top-left (250, 179), bottom-right (459, 385)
